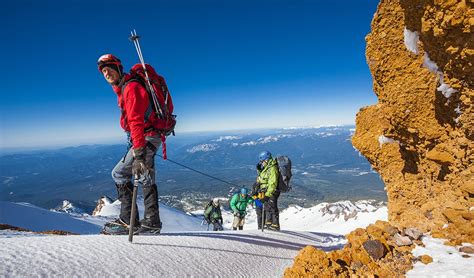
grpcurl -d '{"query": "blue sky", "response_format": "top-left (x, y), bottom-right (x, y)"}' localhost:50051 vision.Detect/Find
top-left (0, 0), bottom-right (378, 149)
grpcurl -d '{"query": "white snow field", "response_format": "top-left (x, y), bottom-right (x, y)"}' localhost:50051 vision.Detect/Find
top-left (0, 230), bottom-right (344, 277)
top-left (407, 236), bottom-right (474, 278)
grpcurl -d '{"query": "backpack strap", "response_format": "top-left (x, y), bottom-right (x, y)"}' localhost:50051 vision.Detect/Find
top-left (122, 78), bottom-right (155, 123)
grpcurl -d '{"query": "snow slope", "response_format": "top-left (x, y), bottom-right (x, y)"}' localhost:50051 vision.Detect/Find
top-left (407, 236), bottom-right (474, 277)
top-left (0, 230), bottom-right (345, 277)
top-left (0, 199), bottom-right (205, 234)
top-left (194, 200), bottom-right (388, 235)
top-left (92, 197), bottom-right (205, 233)
top-left (0, 202), bottom-right (100, 234)
top-left (278, 201), bottom-right (388, 235)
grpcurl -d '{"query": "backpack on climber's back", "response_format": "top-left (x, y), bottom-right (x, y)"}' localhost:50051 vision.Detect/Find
top-left (276, 156), bottom-right (292, 193)
top-left (204, 200), bottom-right (213, 211)
top-left (128, 63), bottom-right (176, 136)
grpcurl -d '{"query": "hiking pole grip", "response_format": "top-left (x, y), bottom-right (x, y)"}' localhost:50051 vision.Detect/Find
top-left (128, 176), bottom-right (139, 243)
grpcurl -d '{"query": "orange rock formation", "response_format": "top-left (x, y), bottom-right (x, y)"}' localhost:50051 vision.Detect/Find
top-left (285, 0), bottom-right (472, 276)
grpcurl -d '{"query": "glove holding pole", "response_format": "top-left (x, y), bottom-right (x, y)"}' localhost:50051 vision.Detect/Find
top-left (132, 147), bottom-right (149, 177)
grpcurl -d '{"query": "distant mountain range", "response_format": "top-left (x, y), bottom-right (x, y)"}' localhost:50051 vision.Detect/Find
top-left (0, 126), bottom-right (386, 212)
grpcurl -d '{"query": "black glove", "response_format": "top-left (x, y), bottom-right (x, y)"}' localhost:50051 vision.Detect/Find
top-left (132, 147), bottom-right (149, 177)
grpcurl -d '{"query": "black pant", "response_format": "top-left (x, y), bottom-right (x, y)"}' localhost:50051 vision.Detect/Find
top-left (256, 207), bottom-right (263, 229)
top-left (211, 220), bottom-right (223, 231)
top-left (265, 191), bottom-right (280, 227)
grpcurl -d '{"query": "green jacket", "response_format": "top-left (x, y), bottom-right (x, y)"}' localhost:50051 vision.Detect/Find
top-left (257, 158), bottom-right (279, 197)
top-left (230, 193), bottom-right (253, 213)
top-left (203, 204), bottom-right (222, 221)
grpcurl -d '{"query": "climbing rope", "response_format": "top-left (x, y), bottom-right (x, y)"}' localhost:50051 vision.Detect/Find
top-left (156, 154), bottom-right (242, 188)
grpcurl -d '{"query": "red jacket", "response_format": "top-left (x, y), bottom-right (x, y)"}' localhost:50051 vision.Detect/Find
top-left (112, 74), bottom-right (158, 149)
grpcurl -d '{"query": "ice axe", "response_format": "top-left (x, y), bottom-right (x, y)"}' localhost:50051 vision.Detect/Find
top-left (128, 174), bottom-right (139, 243)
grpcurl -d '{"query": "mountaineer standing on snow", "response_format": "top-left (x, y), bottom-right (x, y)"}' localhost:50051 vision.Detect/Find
top-left (230, 188), bottom-right (254, 230)
top-left (257, 151), bottom-right (281, 231)
top-left (250, 182), bottom-right (264, 230)
top-left (97, 54), bottom-right (164, 235)
top-left (203, 198), bottom-right (224, 231)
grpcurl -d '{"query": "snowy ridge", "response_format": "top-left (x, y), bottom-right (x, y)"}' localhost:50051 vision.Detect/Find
top-left (52, 200), bottom-right (84, 214)
top-left (186, 143), bottom-right (218, 153)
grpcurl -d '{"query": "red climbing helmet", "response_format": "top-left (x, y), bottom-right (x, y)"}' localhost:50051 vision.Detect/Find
top-left (97, 54), bottom-right (123, 73)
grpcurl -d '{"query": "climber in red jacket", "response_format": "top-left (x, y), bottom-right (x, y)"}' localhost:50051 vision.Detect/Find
top-left (97, 54), bottom-right (162, 235)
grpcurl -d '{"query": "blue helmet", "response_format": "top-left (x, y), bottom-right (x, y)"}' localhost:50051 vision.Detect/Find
top-left (259, 151), bottom-right (272, 161)
top-left (240, 188), bottom-right (248, 195)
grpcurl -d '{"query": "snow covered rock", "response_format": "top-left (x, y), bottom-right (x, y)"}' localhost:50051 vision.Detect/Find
top-left (52, 200), bottom-right (84, 214)
top-left (92, 196), bottom-right (113, 216)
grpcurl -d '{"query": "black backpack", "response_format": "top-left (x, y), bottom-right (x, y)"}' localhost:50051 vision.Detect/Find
top-left (276, 156), bottom-right (292, 193)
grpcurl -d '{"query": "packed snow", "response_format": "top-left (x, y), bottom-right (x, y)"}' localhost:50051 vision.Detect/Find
top-left (404, 27), bottom-right (419, 55)
top-left (0, 201), bottom-right (350, 277)
top-left (0, 229), bottom-right (344, 277)
top-left (1, 199), bottom-right (469, 276)
top-left (407, 236), bottom-right (474, 277)
top-left (423, 53), bottom-right (440, 73)
top-left (423, 53), bottom-right (458, 99)
top-left (378, 135), bottom-right (398, 147)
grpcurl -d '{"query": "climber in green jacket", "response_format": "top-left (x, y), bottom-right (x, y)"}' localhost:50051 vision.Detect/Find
top-left (256, 150), bottom-right (281, 230)
top-left (203, 198), bottom-right (223, 231)
top-left (230, 188), bottom-right (254, 230)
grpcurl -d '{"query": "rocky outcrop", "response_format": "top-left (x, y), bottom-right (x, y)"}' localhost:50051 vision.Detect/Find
top-left (352, 0), bottom-right (473, 244)
top-left (284, 221), bottom-right (418, 277)
top-left (285, 0), bottom-right (472, 276)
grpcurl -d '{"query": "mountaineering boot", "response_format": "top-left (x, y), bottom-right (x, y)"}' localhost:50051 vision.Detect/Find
top-left (101, 218), bottom-right (139, 235)
top-left (101, 182), bottom-right (139, 235)
top-left (268, 224), bottom-right (280, 231)
top-left (238, 226), bottom-right (243, 230)
top-left (117, 182), bottom-right (139, 225)
top-left (138, 184), bottom-right (162, 234)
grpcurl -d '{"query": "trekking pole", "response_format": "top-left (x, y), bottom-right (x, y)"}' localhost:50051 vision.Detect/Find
top-left (261, 203), bottom-right (265, 232)
top-left (129, 29), bottom-right (165, 119)
top-left (128, 175), bottom-right (139, 243)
